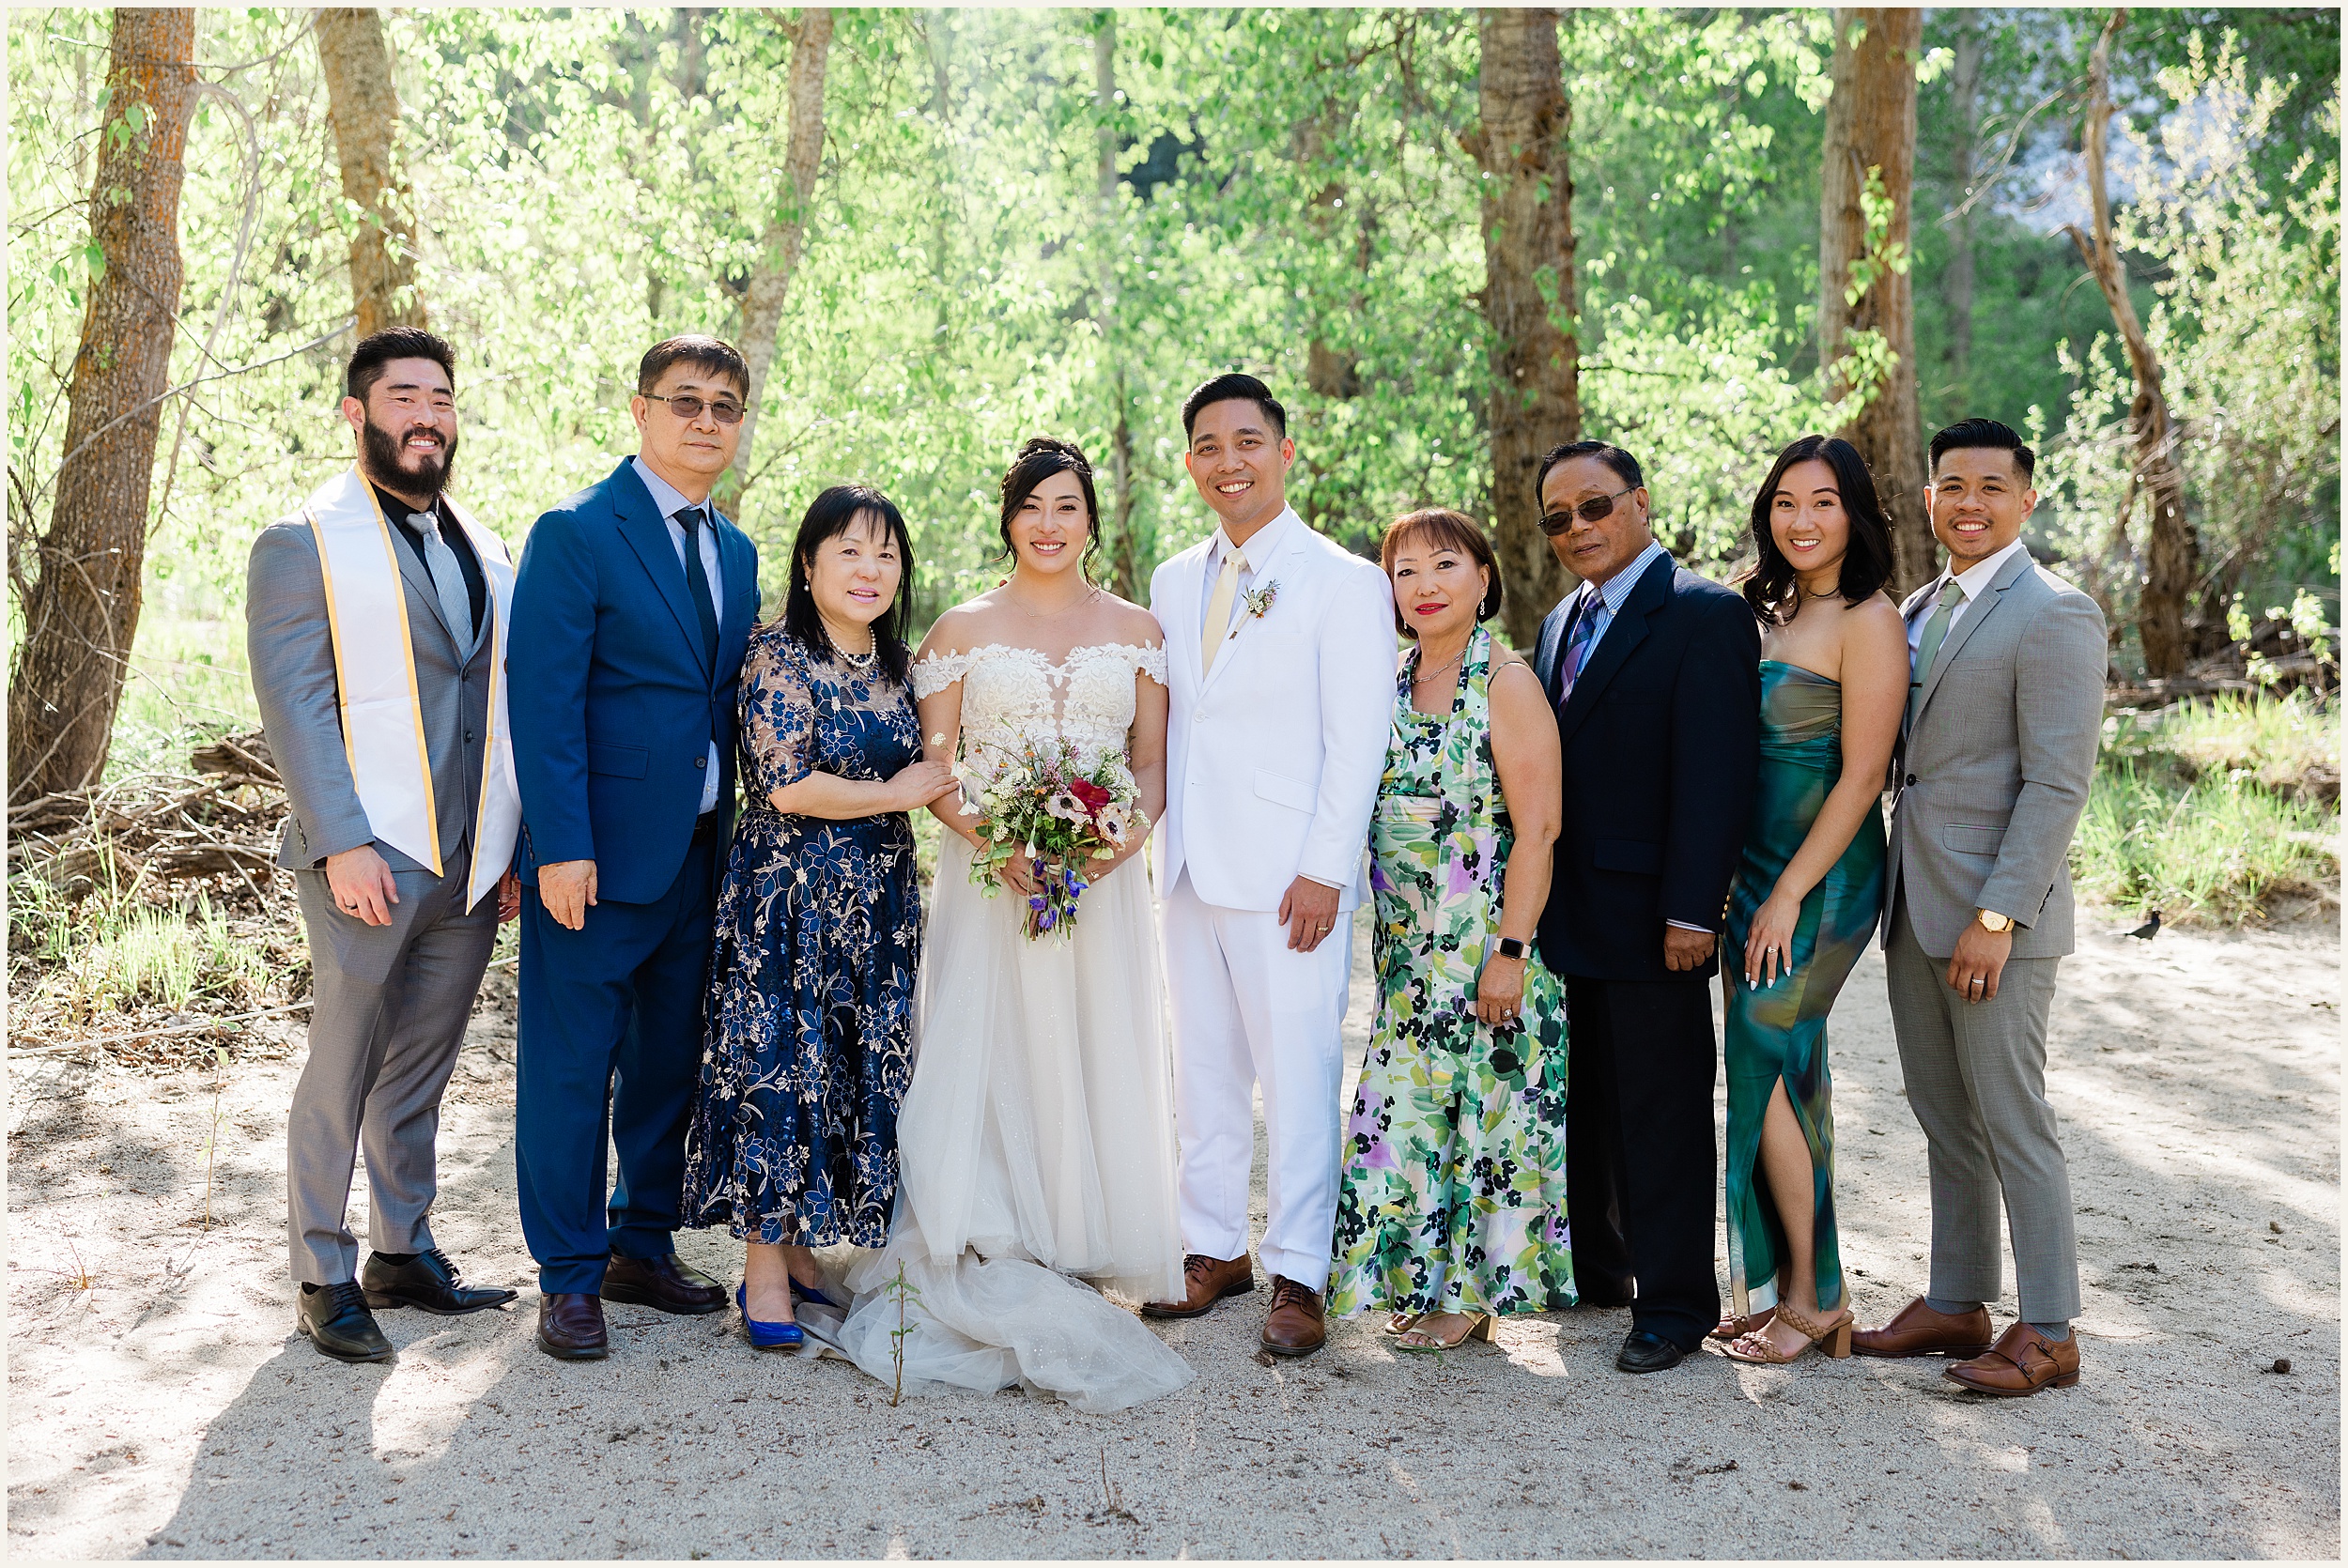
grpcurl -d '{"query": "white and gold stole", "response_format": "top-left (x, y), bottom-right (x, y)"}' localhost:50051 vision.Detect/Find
top-left (303, 463), bottom-right (519, 912)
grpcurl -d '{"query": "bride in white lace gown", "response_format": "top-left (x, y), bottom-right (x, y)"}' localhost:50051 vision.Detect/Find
top-left (811, 438), bottom-right (1191, 1412)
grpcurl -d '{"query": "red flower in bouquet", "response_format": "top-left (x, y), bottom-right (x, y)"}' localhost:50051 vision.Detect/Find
top-left (1068, 778), bottom-right (1112, 817)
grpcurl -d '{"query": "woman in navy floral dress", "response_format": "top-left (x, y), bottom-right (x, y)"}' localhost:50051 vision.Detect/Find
top-left (682, 484), bottom-right (958, 1348)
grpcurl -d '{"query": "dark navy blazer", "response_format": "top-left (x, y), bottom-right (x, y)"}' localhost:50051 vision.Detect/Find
top-left (1530, 549), bottom-right (1761, 984)
top-left (508, 458), bottom-right (760, 905)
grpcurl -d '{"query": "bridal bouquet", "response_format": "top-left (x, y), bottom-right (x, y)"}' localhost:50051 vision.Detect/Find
top-left (965, 738), bottom-right (1146, 942)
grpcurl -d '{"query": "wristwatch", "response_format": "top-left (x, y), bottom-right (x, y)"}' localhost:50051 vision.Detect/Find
top-left (1495, 936), bottom-right (1528, 961)
top-left (1974, 909), bottom-right (2015, 934)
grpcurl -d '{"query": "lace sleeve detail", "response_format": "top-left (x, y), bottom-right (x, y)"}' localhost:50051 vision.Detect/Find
top-left (740, 632), bottom-right (815, 795)
top-left (1134, 642), bottom-right (1168, 686)
top-left (912, 648), bottom-right (971, 699)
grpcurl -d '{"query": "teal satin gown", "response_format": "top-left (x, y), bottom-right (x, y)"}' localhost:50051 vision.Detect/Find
top-left (1721, 660), bottom-right (1885, 1318)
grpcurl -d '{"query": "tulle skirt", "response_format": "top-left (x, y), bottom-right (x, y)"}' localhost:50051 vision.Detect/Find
top-left (809, 833), bottom-right (1192, 1413)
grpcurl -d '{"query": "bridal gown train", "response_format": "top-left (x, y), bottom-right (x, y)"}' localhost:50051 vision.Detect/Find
top-left (808, 639), bottom-right (1193, 1413)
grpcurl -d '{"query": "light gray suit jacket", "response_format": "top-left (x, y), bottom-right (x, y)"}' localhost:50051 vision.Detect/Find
top-left (246, 512), bottom-right (495, 880)
top-left (1883, 548), bottom-right (2106, 960)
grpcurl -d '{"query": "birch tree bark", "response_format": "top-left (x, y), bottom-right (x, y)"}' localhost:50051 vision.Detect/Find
top-left (317, 7), bottom-right (425, 337)
top-left (1096, 13), bottom-right (1141, 601)
top-left (1943, 21), bottom-right (1984, 389)
top-left (1464, 7), bottom-right (1578, 651)
top-left (2064, 8), bottom-right (2197, 677)
top-left (721, 8), bottom-right (832, 513)
top-left (1818, 8), bottom-right (1934, 593)
top-left (8, 9), bottom-right (201, 801)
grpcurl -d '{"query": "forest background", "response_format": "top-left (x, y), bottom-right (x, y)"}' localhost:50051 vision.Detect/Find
top-left (4, 7), bottom-right (2342, 1041)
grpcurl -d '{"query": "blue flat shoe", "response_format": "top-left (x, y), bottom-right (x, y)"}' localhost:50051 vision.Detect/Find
top-left (735, 1284), bottom-right (803, 1351)
top-left (793, 1279), bottom-right (838, 1310)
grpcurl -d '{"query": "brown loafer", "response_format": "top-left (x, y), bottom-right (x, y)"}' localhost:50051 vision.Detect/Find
top-left (1852, 1296), bottom-right (1994, 1359)
top-left (1944, 1323), bottom-right (2079, 1397)
top-left (1260, 1275), bottom-right (1326, 1358)
top-left (599, 1252), bottom-right (727, 1316)
top-left (1140, 1253), bottom-right (1256, 1319)
top-left (535, 1292), bottom-right (610, 1360)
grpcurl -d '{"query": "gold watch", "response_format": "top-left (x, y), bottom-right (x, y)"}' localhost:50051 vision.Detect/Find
top-left (1974, 909), bottom-right (2015, 934)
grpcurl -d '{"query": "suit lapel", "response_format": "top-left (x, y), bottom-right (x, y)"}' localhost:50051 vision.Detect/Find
top-left (712, 508), bottom-right (757, 673)
top-left (364, 488), bottom-right (460, 654)
top-left (1533, 598), bottom-right (1569, 693)
top-left (610, 459), bottom-right (714, 684)
top-left (1169, 546), bottom-right (1208, 700)
top-left (1201, 518), bottom-right (1305, 698)
top-left (1916, 549), bottom-right (2032, 721)
top-left (1556, 552), bottom-right (1672, 745)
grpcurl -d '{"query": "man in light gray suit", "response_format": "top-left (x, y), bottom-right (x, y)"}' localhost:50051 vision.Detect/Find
top-left (248, 327), bottom-right (520, 1362)
top-left (1851, 419), bottom-right (2106, 1398)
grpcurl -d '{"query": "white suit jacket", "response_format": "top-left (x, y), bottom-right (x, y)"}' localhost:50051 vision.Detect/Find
top-left (1150, 507), bottom-right (1396, 913)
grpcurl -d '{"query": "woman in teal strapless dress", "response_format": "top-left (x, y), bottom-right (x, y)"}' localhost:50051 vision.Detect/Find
top-left (1718, 436), bottom-right (1908, 1367)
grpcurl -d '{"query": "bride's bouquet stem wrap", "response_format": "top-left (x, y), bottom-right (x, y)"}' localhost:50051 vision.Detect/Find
top-left (965, 737), bottom-right (1146, 942)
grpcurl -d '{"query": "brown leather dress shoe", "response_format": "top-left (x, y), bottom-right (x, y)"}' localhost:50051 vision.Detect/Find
top-left (1944, 1323), bottom-right (2079, 1397)
top-left (1260, 1275), bottom-right (1326, 1358)
top-left (599, 1253), bottom-right (727, 1315)
top-left (536, 1292), bottom-right (610, 1360)
top-left (1140, 1253), bottom-right (1255, 1319)
top-left (1851, 1296), bottom-right (1995, 1359)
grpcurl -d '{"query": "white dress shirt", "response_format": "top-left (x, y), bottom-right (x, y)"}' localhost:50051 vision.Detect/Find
top-left (1556, 537), bottom-right (1670, 663)
top-left (1908, 535), bottom-right (2030, 657)
top-left (632, 456), bottom-right (725, 814)
top-left (1198, 506), bottom-right (1299, 639)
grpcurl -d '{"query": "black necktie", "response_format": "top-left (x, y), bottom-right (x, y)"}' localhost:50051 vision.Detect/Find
top-left (675, 505), bottom-right (720, 669)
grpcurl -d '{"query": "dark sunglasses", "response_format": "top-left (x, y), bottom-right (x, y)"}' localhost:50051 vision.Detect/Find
top-left (1538, 484), bottom-right (1638, 535)
top-left (644, 392), bottom-right (745, 425)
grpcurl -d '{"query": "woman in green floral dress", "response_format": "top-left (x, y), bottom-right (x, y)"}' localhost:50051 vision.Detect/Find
top-left (1329, 510), bottom-right (1576, 1352)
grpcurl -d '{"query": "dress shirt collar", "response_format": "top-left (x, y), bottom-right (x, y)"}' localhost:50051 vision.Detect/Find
top-left (1939, 535), bottom-right (2031, 606)
top-left (1571, 537), bottom-right (1670, 621)
top-left (631, 455), bottom-right (708, 523)
top-left (1208, 504), bottom-right (1300, 573)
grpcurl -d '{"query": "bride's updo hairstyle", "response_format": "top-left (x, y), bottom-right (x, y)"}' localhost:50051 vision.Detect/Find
top-left (997, 437), bottom-right (1105, 582)
top-left (782, 482), bottom-right (917, 686)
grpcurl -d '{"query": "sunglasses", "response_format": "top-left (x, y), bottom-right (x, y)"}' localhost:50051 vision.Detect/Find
top-left (1538, 484), bottom-right (1638, 535)
top-left (644, 392), bottom-right (746, 425)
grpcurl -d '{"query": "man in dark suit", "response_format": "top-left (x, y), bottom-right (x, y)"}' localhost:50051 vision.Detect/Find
top-left (1530, 441), bottom-right (1761, 1374)
top-left (508, 336), bottom-right (762, 1360)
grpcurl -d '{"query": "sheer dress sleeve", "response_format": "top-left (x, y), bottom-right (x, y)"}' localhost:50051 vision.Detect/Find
top-left (740, 631), bottom-right (817, 796)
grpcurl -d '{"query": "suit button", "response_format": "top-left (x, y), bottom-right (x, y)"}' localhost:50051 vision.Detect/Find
top-left (695, 756), bottom-right (708, 769)
top-left (1904, 773), bottom-right (1918, 787)
top-left (465, 729), bottom-right (476, 742)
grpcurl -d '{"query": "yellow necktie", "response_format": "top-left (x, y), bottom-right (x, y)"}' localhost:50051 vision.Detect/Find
top-left (1201, 545), bottom-right (1247, 679)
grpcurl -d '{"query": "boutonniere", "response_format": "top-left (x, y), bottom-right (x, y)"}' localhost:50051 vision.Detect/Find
top-left (1228, 580), bottom-right (1280, 639)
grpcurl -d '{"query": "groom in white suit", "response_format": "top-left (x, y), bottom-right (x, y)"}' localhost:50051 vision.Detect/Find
top-left (1141, 374), bottom-right (1393, 1357)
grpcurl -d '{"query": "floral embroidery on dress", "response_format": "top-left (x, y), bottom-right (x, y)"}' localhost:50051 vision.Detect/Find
top-left (1327, 625), bottom-right (1577, 1318)
top-left (681, 624), bottom-right (923, 1248)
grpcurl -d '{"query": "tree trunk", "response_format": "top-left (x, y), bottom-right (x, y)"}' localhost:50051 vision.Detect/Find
top-left (722, 8), bottom-right (832, 512)
top-left (1465, 7), bottom-right (1578, 651)
top-left (8, 8), bottom-right (199, 801)
top-left (2064, 8), bottom-right (2196, 678)
top-left (317, 8), bottom-right (425, 338)
top-left (1943, 21), bottom-right (1982, 388)
top-left (1818, 8), bottom-right (1934, 594)
top-left (1095, 14), bottom-right (1141, 601)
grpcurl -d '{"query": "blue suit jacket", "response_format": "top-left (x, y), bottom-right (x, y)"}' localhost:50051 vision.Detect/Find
top-left (508, 458), bottom-right (760, 905)
top-left (1530, 550), bottom-right (1761, 983)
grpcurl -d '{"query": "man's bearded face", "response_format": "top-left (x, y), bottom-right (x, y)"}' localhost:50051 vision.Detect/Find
top-left (362, 404), bottom-right (456, 496)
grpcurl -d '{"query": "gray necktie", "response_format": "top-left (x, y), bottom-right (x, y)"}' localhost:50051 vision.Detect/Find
top-left (412, 512), bottom-right (476, 658)
top-left (1908, 578), bottom-right (1966, 731)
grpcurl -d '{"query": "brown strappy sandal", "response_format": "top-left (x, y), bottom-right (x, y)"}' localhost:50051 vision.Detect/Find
top-left (1724, 1300), bottom-right (1852, 1364)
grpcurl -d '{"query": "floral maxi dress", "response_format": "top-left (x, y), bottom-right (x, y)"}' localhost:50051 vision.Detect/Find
top-left (1328, 627), bottom-right (1576, 1319)
top-left (681, 625), bottom-right (924, 1248)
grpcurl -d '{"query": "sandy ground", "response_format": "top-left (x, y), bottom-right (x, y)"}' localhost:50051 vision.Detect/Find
top-left (7, 910), bottom-right (2340, 1560)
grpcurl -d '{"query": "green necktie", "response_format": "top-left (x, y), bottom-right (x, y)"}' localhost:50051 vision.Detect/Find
top-left (1908, 579), bottom-right (1967, 731)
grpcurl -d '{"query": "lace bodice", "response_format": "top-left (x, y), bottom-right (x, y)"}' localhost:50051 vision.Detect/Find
top-left (913, 641), bottom-right (1166, 782)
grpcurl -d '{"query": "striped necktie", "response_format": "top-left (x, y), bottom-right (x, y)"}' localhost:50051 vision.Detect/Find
top-left (1552, 592), bottom-right (1603, 711)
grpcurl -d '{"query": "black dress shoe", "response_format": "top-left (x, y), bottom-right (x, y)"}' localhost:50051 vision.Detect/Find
top-left (363, 1248), bottom-right (518, 1315)
top-left (1615, 1330), bottom-right (1688, 1374)
top-left (599, 1252), bottom-right (727, 1315)
top-left (297, 1281), bottom-right (394, 1363)
top-left (536, 1292), bottom-right (610, 1360)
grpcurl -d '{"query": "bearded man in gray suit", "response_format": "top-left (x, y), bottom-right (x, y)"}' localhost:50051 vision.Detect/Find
top-left (1851, 419), bottom-right (2106, 1398)
top-left (248, 327), bottom-right (522, 1361)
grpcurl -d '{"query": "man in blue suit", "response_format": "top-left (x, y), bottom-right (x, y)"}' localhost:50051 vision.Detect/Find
top-left (1529, 440), bottom-right (1761, 1376)
top-left (508, 336), bottom-right (762, 1360)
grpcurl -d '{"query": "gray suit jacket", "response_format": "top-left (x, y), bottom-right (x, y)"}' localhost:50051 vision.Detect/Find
top-left (246, 512), bottom-right (495, 877)
top-left (1884, 548), bottom-right (2106, 960)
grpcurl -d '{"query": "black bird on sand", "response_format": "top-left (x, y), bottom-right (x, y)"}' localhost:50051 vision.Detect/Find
top-left (2125, 910), bottom-right (2162, 941)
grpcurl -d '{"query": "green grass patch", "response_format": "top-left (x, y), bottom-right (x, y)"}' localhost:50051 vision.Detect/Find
top-left (2076, 691), bottom-right (2340, 926)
